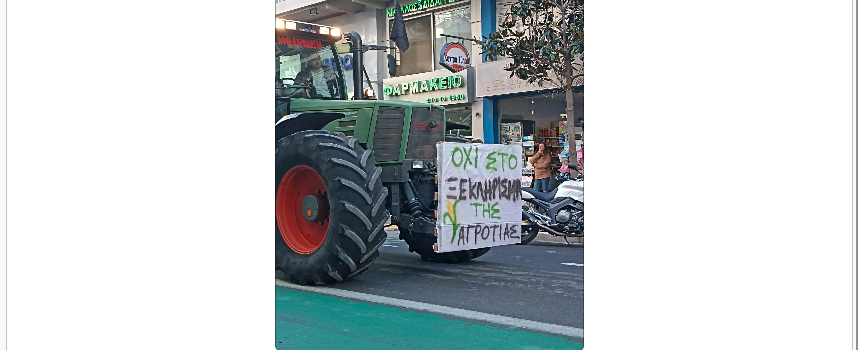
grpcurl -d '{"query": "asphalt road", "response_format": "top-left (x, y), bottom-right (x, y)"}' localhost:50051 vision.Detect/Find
top-left (323, 230), bottom-right (584, 328)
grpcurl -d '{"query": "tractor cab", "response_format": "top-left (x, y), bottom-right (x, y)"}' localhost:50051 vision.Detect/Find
top-left (276, 19), bottom-right (377, 101)
top-left (276, 20), bottom-right (349, 100)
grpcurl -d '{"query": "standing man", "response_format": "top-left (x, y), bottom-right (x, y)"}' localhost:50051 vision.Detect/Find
top-left (529, 143), bottom-right (553, 192)
top-left (294, 53), bottom-right (338, 99)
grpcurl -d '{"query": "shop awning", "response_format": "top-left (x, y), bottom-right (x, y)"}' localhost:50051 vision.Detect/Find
top-left (277, 0), bottom-right (380, 22)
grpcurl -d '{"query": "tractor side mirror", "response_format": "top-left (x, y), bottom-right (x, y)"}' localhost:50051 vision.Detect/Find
top-left (387, 54), bottom-right (397, 77)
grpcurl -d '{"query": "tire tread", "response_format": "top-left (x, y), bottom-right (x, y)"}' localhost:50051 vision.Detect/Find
top-left (276, 130), bottom-right (389, 285)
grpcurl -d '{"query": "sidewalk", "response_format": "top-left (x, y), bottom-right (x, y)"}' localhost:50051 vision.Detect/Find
top-left (275, 286), bottom-right (584, 350)
top-left (533, 233), bottom-right (584, 244)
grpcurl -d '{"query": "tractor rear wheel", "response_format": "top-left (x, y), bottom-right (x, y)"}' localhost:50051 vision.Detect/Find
top-left (276, 130), bottom-right (389, 285)
top-left (400, 229), bottom-right (491, 263)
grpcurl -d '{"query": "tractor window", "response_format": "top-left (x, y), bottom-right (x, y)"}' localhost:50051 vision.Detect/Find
top-left (276, 37), bottom-right (345, 100)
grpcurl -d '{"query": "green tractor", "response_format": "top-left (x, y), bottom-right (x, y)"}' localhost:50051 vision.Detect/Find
top-left (276, 20), bottom-right (489, 285)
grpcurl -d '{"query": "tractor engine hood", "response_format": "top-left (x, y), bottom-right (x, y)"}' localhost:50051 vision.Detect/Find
top-left (290, 98), bottom-right (447, 165)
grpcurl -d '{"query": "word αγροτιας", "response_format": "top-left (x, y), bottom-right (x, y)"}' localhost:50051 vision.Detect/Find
top-left (455, 222), bottom-right (520, 246)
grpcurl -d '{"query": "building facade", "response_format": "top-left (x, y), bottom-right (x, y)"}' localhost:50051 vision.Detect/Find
top-left (276, 0), bottom-right (583, 165)
top-left (380, 0), bottom-right (480, 138)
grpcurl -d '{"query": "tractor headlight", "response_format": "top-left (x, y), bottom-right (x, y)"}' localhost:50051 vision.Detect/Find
top-left (319, 27), bottom-right (330, 35)
top-left (285, 21), bottom-right (297, 30)
top-left (276, 20), bottom-right (286, 29)
top-left (412, 160), bottom-right (424, 169)
top-left (364, 87), bottom-right (375, 98)
top-left (330, 28), bottom-right (341, 37)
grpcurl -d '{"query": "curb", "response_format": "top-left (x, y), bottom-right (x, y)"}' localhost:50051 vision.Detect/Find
top-left (533, 233), bottom-right (584, 244)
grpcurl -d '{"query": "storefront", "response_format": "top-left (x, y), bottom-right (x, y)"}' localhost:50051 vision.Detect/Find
top-left (384, 0), bottom-right (480, 139)
top-left (382, 68), bottom-right (476, 136)
top-left (462, 0), bottom-right (583, 187)
top-left (476, 57), bottom-right (584, 184)
top-left (471, 0), bottom-right (584, 182)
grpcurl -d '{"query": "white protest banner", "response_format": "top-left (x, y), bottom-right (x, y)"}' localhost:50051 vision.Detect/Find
top-left (436, 143), bottom-right (523, 253)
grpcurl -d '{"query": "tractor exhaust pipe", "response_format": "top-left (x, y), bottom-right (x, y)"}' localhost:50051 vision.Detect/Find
top-left (344, 31), bottom-right (364, 100)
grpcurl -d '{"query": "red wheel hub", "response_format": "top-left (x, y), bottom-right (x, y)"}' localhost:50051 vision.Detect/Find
top-left (276, 165), bottom-right (330, 254)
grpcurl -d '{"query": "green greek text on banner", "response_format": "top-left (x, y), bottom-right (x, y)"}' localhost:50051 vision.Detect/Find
top-left (435, 143), bottom-right (523, 253)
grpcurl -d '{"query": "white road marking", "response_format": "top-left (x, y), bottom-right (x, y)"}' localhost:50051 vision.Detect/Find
top-left (561, 263), bottom-right (584, 266)
top-left (275, 279), bottom-right (584, 339)
top-left (382, 245), bottom-right (397, 247)
top-left (532, 240), bottom-right (584, 246)
top-left (546, 251), bottom-right (556, 253)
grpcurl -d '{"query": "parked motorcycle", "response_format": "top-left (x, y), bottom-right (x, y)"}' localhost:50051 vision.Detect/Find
top-left (548, 170), bottom-right (573, 191)
top-left (519, 174), bottom-right (584, 245)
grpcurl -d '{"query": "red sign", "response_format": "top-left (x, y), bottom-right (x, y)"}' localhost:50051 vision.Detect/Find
top-left (276, 36), bottom-right (323, 49)
top-left (414, 122), bottom-right (441, 131)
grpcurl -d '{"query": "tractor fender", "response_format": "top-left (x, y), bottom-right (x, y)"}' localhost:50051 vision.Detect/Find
top-left (275, 112), bottom-right (345, 140)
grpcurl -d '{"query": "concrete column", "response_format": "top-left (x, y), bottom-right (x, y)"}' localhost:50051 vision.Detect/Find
top-left (471, 97), bottom-right (484, 140)
top-left (469, 0), bottom-right (483, 140)
top-left (480, 0), bottom-right (496, 63)
top-left (482, 97), bottom-right (498, 143)
top-left (375, 8), bottom-right (387, 100)
top-left (479, 0), bottom-right (498, 143)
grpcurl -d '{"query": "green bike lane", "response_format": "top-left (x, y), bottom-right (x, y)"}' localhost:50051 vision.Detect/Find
top-left (275, 286), bottom-right (584, 350)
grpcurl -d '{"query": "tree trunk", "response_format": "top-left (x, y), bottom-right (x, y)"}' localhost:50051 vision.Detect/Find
top-left (566, 87), bottom-right (577, 162)
top-left (559, 2), bottom-right (577, 162)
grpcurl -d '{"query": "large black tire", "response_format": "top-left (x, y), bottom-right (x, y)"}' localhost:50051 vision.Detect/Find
top-left (399, 229), bottom-right (491, 263)
top-left (276, 130), bottom-right (389, 285)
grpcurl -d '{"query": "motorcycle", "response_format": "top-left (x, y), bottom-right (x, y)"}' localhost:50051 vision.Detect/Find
top-left (519, 174), bottom-right (584, 245)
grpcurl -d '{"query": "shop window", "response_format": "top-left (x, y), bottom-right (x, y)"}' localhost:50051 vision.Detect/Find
top-left (434, 7), bottom-right (471, 71)
top-left (390, 15), bottom-right (434, 76)
top-left (445, 107), bottom-right (472, 137)
top-left (328, 53), bottom-right (353, 99)
top-left (331, 52), bottom-right (372, 99)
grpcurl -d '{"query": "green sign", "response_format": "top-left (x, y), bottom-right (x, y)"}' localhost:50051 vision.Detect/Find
top-left (383, 74), bottom-right (463, 96)
top-left (426, 94), bottom-right (466, 103)
top-left (386, 0), bottom-right (459, 17)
